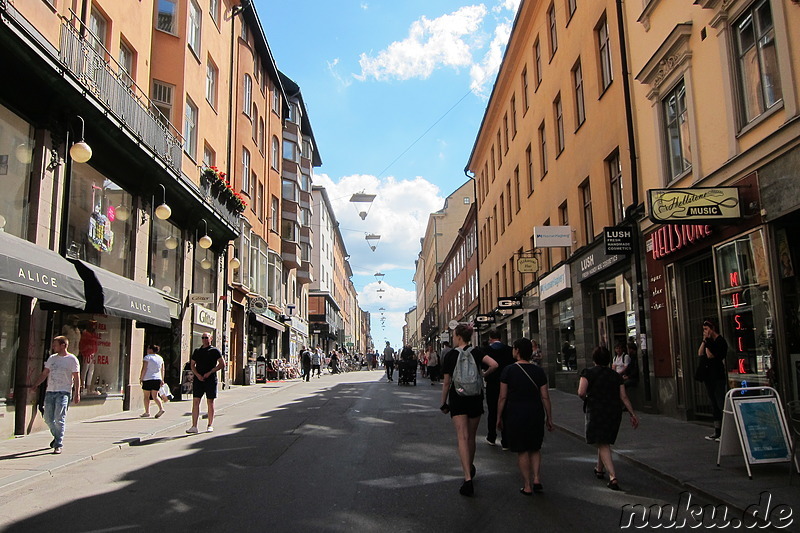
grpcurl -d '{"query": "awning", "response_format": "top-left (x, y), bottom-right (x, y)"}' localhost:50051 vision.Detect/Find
top-left (72, 260), bottom-right (172, 328)
top-left (251, 311), bottom-right (286, 332)
top-left (0, 232), bottom-right (86, 309)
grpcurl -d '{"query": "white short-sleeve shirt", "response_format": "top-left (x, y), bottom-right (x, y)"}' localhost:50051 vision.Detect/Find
top-left (44, 353), bottom-right (80, 392)
top-left (142, 354), bottom-right (165, 381)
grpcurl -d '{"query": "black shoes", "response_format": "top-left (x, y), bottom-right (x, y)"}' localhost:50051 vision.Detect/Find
top-left (459, 480), bottom-right (474, 496)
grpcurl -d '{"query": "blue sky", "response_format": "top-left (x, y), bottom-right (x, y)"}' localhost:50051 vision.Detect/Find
top-left (258, 1), bottom-right (520, 348)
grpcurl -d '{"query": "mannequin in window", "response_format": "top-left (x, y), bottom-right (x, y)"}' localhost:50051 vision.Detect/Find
top-left (61, 315), bottom-right (81, 355)
top-left (79, 320), bottom-right (99, 394)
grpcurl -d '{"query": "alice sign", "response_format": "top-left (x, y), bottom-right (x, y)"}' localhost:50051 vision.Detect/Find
top-left (648, 187), bottom-right (740, 223)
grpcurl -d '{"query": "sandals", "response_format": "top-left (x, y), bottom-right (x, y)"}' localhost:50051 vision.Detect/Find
top-left (520, 488), bottom-right (533, 496)
top-left (593, 468), bottom-right (605, 479)
top-left (608, 477), bottom-right (620, 491)
top-left (533, 483), bottom-right (543, 493)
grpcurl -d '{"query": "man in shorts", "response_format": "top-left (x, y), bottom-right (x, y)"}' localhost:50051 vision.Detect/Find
top-left (187, 333), bottom-right (225, 434)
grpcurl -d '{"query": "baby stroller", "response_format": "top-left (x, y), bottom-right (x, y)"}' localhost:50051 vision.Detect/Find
top-left (398, 359), bottom-right (417, 386)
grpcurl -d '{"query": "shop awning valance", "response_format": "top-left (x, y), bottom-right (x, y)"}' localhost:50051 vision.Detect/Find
top-left (72, 260), bottom-right (172, 328)
top-left (251, 311), bottom-right (286, 332)
top-left (0, 232), bottom-right (86, 309)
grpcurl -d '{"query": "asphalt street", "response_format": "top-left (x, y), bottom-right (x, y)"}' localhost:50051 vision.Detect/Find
top-left (0, 370), bottom-right (750, 532)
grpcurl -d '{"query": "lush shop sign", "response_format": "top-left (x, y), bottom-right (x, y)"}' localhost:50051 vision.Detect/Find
top-left (648, 187), bottom-right (741, 224)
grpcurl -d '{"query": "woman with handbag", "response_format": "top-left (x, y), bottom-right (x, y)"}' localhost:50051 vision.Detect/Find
top-left (139, 344), bottom-right (166, 418)
top-left (496, 338), bottom-right (553, 496)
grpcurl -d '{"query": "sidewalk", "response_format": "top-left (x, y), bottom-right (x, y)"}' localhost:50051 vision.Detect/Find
top-left (1, 377), bottom-right (798, 516)
top-left (547, 389), bottom-right (800, 516)
top-left (0, 378), bottom-right (303, 493)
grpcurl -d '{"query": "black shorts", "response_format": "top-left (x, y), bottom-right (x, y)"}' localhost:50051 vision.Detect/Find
top-left (192, 378), bottom-right (218, 399)
top-left (142, 379), bottom-right (161, 391)
top-left (448, 389), bottom-right (484, 419)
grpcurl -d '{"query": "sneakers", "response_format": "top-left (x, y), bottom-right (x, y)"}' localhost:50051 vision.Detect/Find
top-left (485, 437), bottom-right (496, 446)
top-left (206, 426), bottom-right (214, 433)
top-left (139, 413), bottom-right (151, 418)
top-left (186, 426), bottom-right (199, 434)
top-left (154, 409), bottom-right (165, 419)
top-left (704, 434), bottom-right (720, 442)
top-left (53, 447), bottom-right (62, 455)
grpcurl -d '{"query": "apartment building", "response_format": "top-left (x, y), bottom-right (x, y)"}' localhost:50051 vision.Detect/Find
top-left (466, 0), bottom-right (642, 392)
top-left (625, 0), bottom-right (800, 416)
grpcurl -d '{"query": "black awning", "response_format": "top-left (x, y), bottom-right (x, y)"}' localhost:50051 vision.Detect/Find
top-left (251, 311), bottom-right (286, 332)
top-left (0, 232), bottom-right (86, 309)
top-left (72, 260), bottom-right (171, 328)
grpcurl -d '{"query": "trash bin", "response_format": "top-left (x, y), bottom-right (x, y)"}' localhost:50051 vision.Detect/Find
top-left (244, 362), bottom-right (256, 385)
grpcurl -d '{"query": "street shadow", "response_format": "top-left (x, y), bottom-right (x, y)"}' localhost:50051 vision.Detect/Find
top-left (0, 448), bottom-right (53, 461)
top-left (2, 377), bottom-right (680, 532)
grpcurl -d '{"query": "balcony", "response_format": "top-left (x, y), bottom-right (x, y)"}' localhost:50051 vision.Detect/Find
top-left (281, 239), bottom-right (300, 269)
top-left (297, 260), bottom-right (313, 285)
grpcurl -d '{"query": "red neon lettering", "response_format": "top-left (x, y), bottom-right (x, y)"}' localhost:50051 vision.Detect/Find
top-left (738, 358), bottom-right (746, 374)
top-left (732, 293), bottom-right (741, 308)
top-left (729, 272), bottom-right (740, 287)
top-left (734, 315), bottom-right (743, 330)
top-left (738, 337), bottom-right (745, 351)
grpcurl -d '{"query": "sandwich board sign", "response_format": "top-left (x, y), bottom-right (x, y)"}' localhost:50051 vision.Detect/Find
top-left (716, 387), bottom-right (797, 479)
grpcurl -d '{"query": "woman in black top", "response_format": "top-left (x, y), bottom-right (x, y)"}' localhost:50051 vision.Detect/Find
top-left (497, 338), bottom-right (553, 495)
top-left (578, 346), bottom-right (638, 491)
top-left (440, 324), bottom-right (498, 496)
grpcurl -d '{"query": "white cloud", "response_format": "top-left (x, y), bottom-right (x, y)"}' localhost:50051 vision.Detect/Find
top-left (327, 58), bottom-right (352, 88)
top-left (493, 0), bottom-right (521, 14)
top-left (360, 2), bottom-right (369, 9)
top-left (355, 5), bottom-right (488, 81)
top-left (469, 20), bottom-right (511, 97)
top-left (359, 281), bottom-right (415, 309)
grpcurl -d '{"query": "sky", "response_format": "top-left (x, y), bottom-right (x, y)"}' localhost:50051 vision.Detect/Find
top-left (258, 0), bottom-right (521, 349)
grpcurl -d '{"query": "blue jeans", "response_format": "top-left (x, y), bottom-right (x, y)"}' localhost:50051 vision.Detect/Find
top-left (43, 391), bottom-right (71, 447)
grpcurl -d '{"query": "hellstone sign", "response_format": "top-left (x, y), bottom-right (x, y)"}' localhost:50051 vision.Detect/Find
top-left (648, 187), bottom-right (741, 224)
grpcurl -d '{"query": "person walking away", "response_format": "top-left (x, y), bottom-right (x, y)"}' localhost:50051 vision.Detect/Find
top-left (139, 344), bottom-right (166, 418)
top-left (383, 342), bottom-right (396, 382)
top-left (301, 346), bottom-right (312, 382)
top-left (484, 329), bottom-right (515, 448)
top-left (427, 344), bottom-right (440, 385)
top-left (578, 346), bottom-right (639, 490)
top-left (496, 338), bottom-right (553, 495)
top-left (440, 324), bottom-right (498, 496)
top-left (31, 336), bottom-right (80, 454)
top-left (697, 319), bottom-right (728, 441)
top-left (311, 347), bottom-right (322, 377)
top-left (187, 333), bottom-right (225, 434)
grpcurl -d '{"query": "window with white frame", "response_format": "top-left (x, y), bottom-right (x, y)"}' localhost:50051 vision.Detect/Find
top-left (272, 85), bottom-right (281, 114)
top-left (89, 8), bottom-right (108, 55)
top-left (188, 1), bottom-right (201, 55)
top-left (203, 144), bottom-right (215, 167)
top-left (607, 150), bottom-right (624, 225)
top-left (152, 80), bottom-right (173, 125)
top-left (581, 179), bottom-right (594, 243)
top-left (271, 136), bottom-right (280, 169)
top-left (206, 59), bottom-right (218, 108)
top-left (240, 148), bottom-right (251, 195)
top-left (243, 74), bottom-right (253, 116)
top-left (184, 97), bottom-right (198, 159)
top-left (554, 93), bottom-right (564, 154)
top-left (663, 79), bottom-right (691, 180)
top-left (538, 122), bottom-right (547, 176)
top-left (547, 3), bottom-right (557, 57)
top-left (573, 59), bottom-right (585, 127)
top-left (118, 41), bottom-right (134, 88)
top-left (252, 104), bottom-right (258, 140)
top-left (521, 67), bottom-right (529, 111)
top-left (258, 118), bottom-right (265, 153)
top-left (534, 39), bottom-right (542, 88)
top-left (598, 14), bottom-right (613, 91)
top-left (733, 0), bottom-right (782, 125)
top-left (157, 0), bottom-right (178, 35)
top-left (271, 196), bottom-right (279, 233)
top-left (209, 0), bottom-right (219, 26)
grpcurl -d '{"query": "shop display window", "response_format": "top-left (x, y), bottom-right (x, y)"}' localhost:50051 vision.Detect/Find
top-left (193, 246), bottom-right (218, 298)
top-left (67, 166), bottom-right (134, 277)
top-left (715, 229), bottom-right (772, 388)
top-left (0, 292), bottom-right (21, 402)
top-left (149, 217), bottom-right (182, 297)
top-left (0, 104), bottom-right (33, 238)
top-left (55, 312), bottom-right (128, 396)
top-left (550, 297), bottom-right (576, 371)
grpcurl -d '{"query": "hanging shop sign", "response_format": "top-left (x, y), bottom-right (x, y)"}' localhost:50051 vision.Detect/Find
top-left (475, 314), bottom-right (496, 324)
top-left (648, 187), bottom-right (741, 224)
top-left (189, 293), bottom-right (214, 304)
top-left (533, 226), bottom-right (573, 248)
top-left (497, 296), bottom-right (523, 309)
top-left (604, 227), bottom-right (633, 255)
top-left (539, 264), bottom-right (571, 301)
top-left (517, 256), bottom-right (540, 273)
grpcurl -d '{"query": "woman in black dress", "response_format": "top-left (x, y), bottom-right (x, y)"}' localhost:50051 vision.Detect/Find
top-left (578, 346), bottom-right (639, 490)
top-left (497, 338), bottom-right (553, 495)
top-left (440, 324), bottom-right (498, 496)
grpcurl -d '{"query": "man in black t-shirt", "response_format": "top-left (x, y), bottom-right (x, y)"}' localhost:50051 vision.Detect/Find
top-left (484, 330), bottom-right (515, 448)
top-left (698, 319), bottom-right (728, 441)
top-left (187, 333), bottom-right (225, 434)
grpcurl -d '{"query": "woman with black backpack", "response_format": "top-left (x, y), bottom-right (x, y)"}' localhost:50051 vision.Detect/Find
top-left (439, 324), bottom-right (498, 496)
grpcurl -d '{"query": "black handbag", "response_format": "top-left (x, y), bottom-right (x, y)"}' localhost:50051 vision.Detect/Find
top-left (694, 358), bottom-right (709, 382)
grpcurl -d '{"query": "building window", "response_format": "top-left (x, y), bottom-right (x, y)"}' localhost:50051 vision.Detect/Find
top-left (89, 8), bottom-right (108, 55)
top-left (250, 171), bottom-right (256, 201)
top-left (607, 151), bottom-right (624, 225)
top-left (499, 194), bottom-right (505, 234)
top-left (514, 166), bottom-right (521, 213)
top-left (503, 115), bottom-right (509, 153)
top-left (506, 180), bottom-right (513, 224)
top-left (521, 67), bottom-right (529, 111)
top-left (534, 39), bottom-right (542, 88)
top-left (573, 59), bottom-right (585, 127)
top-left (203, 144), bottom-right (215, 167)
top-left (188, 1), bottom-right (201, 55)
top-left (257, 179), bottom-right (263, 219)
top-left (663, 79), bottom-right (691, 180)
top-left (156, 0), bottom-right (178, 35)
top-left (559, 200), bottom-right (570, 253)
top-left (598, 14), bottom-right (613, 91)
top-left (241, 19), bottom-right (248, 41)
top-left (510, 95), bottom-right (517, 137)
top-left (243, 74), bottom-right (253, 117)
top-left (252, 104), bottom-right (258, 140)
top-left (206, 58), bottom-right (218, 108)
top-left (271, 196), bottom-right (279, 233)
top-left (547, 3), bottom-right (558, 57)
top-left (118, 41), bottom-right (134, 88)
top-left (283, 140), bottom-right (298, 163)
top-left (184, 97), bottom-right (198, 159)
top-left (152, 80), bottom-right (173, 126)
top-left (581, 179), bottom-right (594, 243)
top-left (463, 196), bottom-right (470, 205)
top-left (209, 0), bottom-right (219, 26)
top-left (568, 0), bottom-right (577, 20)
top-left (497, 131), bottom-right (503, 167)
top-left (258, 118), bottom-right (265, 153)
top-left (526, 144), bottom-right (534, 195)
top-left (734, 0), bottom-right (782, 125)
top-left (538, 122), bottom-right (547, 177)
top-left (490, 147), bottom-right (496, 180)
top-left (242, 147), bottom-right (251, 195)
top-left (271, 137), bottom-right (280, 169)
top-left (554, 93), bottom-right (564, 154)
top-left (272, 85), bottom-right (281, 114)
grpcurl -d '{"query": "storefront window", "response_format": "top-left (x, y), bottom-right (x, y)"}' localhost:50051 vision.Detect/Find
top-left (55, 312), bottom-right (127, 396)
top-left (0, 104), bottom-right (34, 238)
top-left (67, 166), bottom-right (134, 277)
top-left (0, 293), bottom-right (21, 402)
top-left (715, 229), bottom-right (772, 388)
top-left (149, 217), bottom-right (182, 297)
top-left (550, 297), bottom-right (576, 371)
top-left (193, 247), bottom-right (218, 298)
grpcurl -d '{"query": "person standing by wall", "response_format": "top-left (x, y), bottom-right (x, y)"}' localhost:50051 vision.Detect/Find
top-left (300, 346), bottom-right (312, 382)
top-left (484, 329), bottom-right (515, 448)
top-left (31, 336), bottom-right (80, 454)
top-left (383, 341), bottom-right (396, 382)
top-left (139, 344), bottom-right (165, 418)
top-left (187, 333), bottom-right (225, 434)
top-left (697, 319), bottom-right (728, 442)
